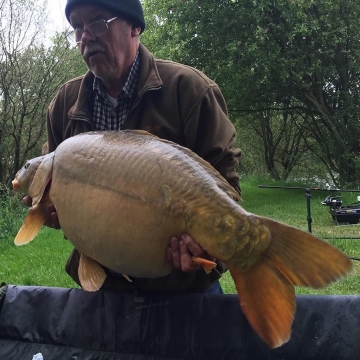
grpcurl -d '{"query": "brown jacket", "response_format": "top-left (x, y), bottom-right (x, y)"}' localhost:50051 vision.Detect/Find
top-left (47, 43), bottom-right (241, 293)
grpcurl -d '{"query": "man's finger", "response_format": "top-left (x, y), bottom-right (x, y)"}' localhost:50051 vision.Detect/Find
top-left (43, 203), bottom-right (60, 229)
top-left (180, 239), bottom-right (199, 272)
top-left (169, 237), bottom-right (181, 268)
top-left (48, 204), bottom-right (60, 228)
top-left (51, 212), bottom-right (61, 229)
top-left (166, 247), bottom-right (173, 263)
top-left (22, 195), bottom-right (32, 207)
top-left (181, 233), bottom-right (204, 257)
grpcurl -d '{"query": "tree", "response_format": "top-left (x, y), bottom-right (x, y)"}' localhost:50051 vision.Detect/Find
top-left (141, 0), bottom-right (360, 186)
top-left (249, 0), bottom-right (360, 186)
top-left (0, 0), bottom-right (87, 185)
top-left (252, 108), bottom-right (310, 180)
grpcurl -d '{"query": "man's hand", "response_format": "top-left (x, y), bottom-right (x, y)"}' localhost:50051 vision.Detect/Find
top-left (22, 195), bottom-right (61, 229)
top-left (166, 233), bottom-right (215, 272)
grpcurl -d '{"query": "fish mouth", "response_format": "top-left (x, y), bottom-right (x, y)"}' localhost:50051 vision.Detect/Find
top-left (12, 179), bottom-right (20, 190)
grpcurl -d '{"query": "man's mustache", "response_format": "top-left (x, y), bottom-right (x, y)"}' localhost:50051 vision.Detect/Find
top-left (83, 44), bottom-right (106, 59)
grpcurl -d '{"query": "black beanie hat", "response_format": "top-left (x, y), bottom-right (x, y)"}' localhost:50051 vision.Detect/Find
top-left (65, 0), bottom-right (145, 33)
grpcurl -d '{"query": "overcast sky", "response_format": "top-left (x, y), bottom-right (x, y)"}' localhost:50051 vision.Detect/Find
top-left (48, 0), bottom-right (68, 34)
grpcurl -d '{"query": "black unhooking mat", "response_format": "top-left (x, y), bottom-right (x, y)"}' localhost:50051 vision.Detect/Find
top-left (0, 284), bottom-right (359, 360)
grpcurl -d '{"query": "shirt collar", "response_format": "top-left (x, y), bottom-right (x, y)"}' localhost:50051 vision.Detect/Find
top-left (93, 51), bottom-right (140, 101)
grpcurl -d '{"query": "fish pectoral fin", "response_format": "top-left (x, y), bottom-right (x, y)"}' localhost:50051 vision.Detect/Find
top-left (122, 274), bottom-right (133, 282)
top-left (14, 204), bottom-right (47, 246)
top-left (229, 259), bottom-right (295, 349)
top-left (78, 254), bottom-right (107, 292)
top-left (192, 256), bottom-right (217, 274)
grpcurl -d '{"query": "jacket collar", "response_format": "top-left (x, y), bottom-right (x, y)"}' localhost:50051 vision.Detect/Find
top-left (137, 43), bottom-right (163, 96)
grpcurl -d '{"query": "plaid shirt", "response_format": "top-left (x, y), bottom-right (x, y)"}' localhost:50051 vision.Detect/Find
top-left (92, 52), bottom-right (140, 130)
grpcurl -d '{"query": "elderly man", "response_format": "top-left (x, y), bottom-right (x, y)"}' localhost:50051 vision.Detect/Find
top-left (43, 0), bottom-right (241, 293)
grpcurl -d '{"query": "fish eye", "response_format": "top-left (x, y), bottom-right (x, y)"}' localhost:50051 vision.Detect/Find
top-left (24, 162), bottom-right (30, 169)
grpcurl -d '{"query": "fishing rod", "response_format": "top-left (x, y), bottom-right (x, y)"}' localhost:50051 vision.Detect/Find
top-left (258, 185), bottom-right (360, 261)
top-left (349, 257), bottom-right (360, 261)
top-left (258, 185), bottom-right (360, 233)
top-left (258, 185), bottom-right (360, 192)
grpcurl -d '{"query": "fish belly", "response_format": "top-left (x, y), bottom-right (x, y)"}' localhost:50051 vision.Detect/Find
top-left (49, 178), bottom-right (177, 278)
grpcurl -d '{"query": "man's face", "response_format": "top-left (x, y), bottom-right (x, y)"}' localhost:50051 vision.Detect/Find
top-left (69, 5), bottom-right (140, 86)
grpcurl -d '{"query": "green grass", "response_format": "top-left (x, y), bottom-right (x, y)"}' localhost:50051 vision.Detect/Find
top-left (1, 177), bottom-right (359, 294)
top-left (0, 227), bottom-right (79, 289)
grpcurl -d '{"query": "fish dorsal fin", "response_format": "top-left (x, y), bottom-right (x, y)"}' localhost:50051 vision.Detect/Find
top-left (142, 134), bottom-right (241, 202)
top-left (125, 129), bottom-right (159, 138)
top-left (29, 152), bottom-right (54, 206)
top-left (14, 203), bottom-right (47, 245)
top-left (215, 179), bottom-right (242, 202)
top-left (120, 130), bottom-right (240, 201)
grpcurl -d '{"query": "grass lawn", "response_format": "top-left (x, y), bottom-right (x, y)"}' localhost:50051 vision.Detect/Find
top-left (1, 177), bottom-right (359, 294)
top-left (0, 227), bottom-right (79, 289)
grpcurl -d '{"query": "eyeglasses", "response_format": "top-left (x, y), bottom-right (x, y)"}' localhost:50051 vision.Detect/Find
top-left (68, 17), bottom-right (118, 44)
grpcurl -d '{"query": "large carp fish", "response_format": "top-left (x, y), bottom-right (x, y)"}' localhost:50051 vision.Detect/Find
top-left (12, 130), bottom-right (352, 348)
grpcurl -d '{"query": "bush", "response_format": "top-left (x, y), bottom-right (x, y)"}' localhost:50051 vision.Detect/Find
top-left (0, 185), bottom-right (27, 242)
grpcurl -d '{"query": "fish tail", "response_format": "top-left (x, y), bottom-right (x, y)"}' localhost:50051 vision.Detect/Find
top-left (229, 216), bottom-right (353, 348)
top-left (14, 203), bottom-right (47, 245)
top-left (229, 259), bottom-right (295, 348)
